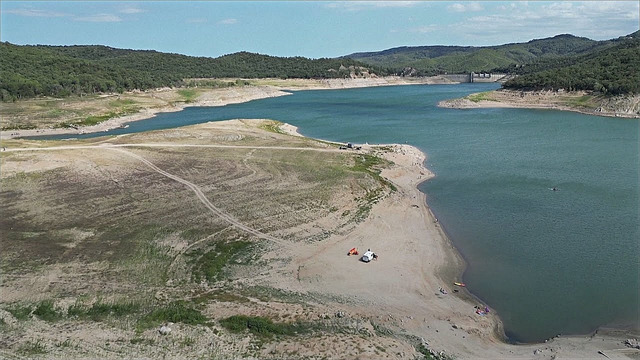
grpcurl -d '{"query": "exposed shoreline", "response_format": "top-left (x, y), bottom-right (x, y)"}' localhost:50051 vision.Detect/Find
top-left (2, 80), bottom-right (637, 357)
top-left (0, 76), bottom-right (457, 141)
top-left (281, 122), bottom-right (638, 358)
top-left (438, 88), bottom-right (640, 119)
top-left (280, 122), bottom-right (638, 356)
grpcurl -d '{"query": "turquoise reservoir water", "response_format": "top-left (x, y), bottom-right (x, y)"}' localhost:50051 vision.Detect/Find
top-left (38, 84), bottom-right (639, 343)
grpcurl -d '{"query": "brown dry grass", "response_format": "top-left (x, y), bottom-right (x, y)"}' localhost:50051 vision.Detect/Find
top-left (0, 119), bottom-right (405, 359)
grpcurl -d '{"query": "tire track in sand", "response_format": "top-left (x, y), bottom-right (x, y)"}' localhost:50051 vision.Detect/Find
top-left (109, 147), bottom-right (291, 249)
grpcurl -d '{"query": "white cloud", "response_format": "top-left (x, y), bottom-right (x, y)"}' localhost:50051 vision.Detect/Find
top-left (411, 25), bottom-right (439, 34)
top-left (74, 14), bottom-right (123, 22)
top-left (449, 1), bottom-right (638, 43)
top-left (325, 1), bottom-right (419, 11)
top-left (218, 18), bottom-right (237, 25)
top-left (447, 2), bottom-right (484, 13)
top-left (120, 6), bottom-right (145, 14)
top-left (448, 3), bottom-right (465, 12)
top-left (372, 1), bottom-right (419, 8)
top-left (3, 8), bottom-right (68, 17)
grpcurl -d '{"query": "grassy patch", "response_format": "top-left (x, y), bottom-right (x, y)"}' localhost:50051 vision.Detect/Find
top-left (177, 89), bottom-right (199, 103)
top-left (467, 91), bottom-right (493, 102)
top-left (351, 153), bottom-right (396, 190)
top-left (354, 187), bottom-right (384, 222)
top-left (68, 300), bottom-right (141, 321)
top-left (220, 315), bottom-right (308, 338)
top-left (1, 124), bottom-right (37, 131)
top-left (55, 339), bottom-right (74, 348)
top-left (259, 121), bottom-right (286, 134)
top-left (137, 301), bottom-right (208, 331)
top-left (188, 240), bottom-right (252, 283)
top-left (108, 98), bottom-right (136, 107)
top-left (6, 304), bottom-right (33, 321)
top-left (565, 94), bottom-right (597, 109)
top-left (33, 300), bottom-right (62, 322)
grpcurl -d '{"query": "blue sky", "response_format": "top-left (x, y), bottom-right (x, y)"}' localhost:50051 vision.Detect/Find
top-left (1, 1), bottom-right (638, 58)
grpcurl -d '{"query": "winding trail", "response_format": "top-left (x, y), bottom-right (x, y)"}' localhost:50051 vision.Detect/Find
top-left (3, 143), bottom-right (312, 249)
top-left (109, 147), bottom-right (291, 249)
top-left (3, 143), bottom-right (342, 153)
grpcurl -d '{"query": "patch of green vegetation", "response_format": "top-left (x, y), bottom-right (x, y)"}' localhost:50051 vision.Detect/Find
top-left (243, 286), bottom-right (308, 304)
top-left (1, 124), bottom-right (37, 131)
top-left (55, 339), bottom-right (73, 348)
top-left (68, 300), bottom-right (141, 321)
top-left (187, 240), bottom-right (252, 283)
top-left (565, 94), bottom-right (597, 109)
top-left (6, 304), bottom-right (33, 321)
top-left (372, 321), bottom-right (394, 336)
top-left (259, 121), bottom-right (286, 134)
top-left (467, 91), bottom-right (493, 102)
top-left (353, 187), bottom-right (387, 223)
top-left (220, 315), bottom-right (310, 338)
top-left (177, 89), bottom-right (199, 103)
top-left (108, 98), bottom-right (136, 107)
top-left (18, 340), bottom-right (47, 356)
top-left (351, 154), bottom-right (384, 174)
top-left (137, 301), bottom-right (208, 331)
top-left (33, 300), bottom-right (62, 322)
top-left (350, 153), bottom-right (396, 189)
top-left (416, 342), bottom-right (455, 360)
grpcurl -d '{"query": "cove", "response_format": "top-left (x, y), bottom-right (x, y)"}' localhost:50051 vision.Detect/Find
top-left (36, 83), bottom-right (640, 343)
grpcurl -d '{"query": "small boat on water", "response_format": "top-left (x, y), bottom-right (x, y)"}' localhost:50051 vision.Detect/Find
top-left (454, 282), bottom-right (466, 287)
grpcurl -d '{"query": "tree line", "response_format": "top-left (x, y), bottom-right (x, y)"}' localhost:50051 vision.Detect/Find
top-left (0, 43), bottom-right (388, 101)
top-left (501, 36), bottom-right (640, 94)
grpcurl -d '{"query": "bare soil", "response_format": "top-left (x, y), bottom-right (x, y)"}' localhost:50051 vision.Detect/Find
top-left (1, 120), bottom-right (636, 359)
top-left (438, 89), bottom-right (640, 119)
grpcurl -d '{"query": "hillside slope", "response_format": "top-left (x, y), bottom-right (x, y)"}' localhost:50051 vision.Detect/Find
top-left (502, 33), bottom-right (640, 94)
top-left (0, 43), bottom-right (383, 100)
top-left (346, 34), bottom-right (598, 75)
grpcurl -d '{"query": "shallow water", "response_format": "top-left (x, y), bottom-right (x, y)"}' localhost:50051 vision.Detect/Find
top-left (37, 83), bottom-right (639, 343)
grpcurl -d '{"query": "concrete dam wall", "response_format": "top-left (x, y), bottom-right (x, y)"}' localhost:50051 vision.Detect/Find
top-left (442, 73), bottom-right (509, 83)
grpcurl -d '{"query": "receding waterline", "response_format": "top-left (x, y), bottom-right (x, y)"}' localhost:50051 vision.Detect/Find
top-left (31, 84), bottom-right (640, 343)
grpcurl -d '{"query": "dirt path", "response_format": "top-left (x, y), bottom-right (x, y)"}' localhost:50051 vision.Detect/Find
top-left (3, 143), bottom-right (343, 153)
top-left (3, 142), bottom-right (342, 250)
top-left (109, 147), bottom-right (292, 249)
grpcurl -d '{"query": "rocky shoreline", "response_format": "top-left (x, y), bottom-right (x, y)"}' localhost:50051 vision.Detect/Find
top-left (438, 89), bottom-right (640, 119)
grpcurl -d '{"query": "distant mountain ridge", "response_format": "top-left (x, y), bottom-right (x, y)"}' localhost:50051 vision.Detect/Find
top-left (1, 31), bottom-right (638, 101)
top-left (345, 34), bottom-right (601, 75)
top-left (345, 31), bottom-right (640, 94)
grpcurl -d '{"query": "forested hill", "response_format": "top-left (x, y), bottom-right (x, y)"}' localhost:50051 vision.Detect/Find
top-left (0, 43), bottom-right (385, 101)
top-left (501, 32), bottom-right (640, 94)
top-left (345, 34), bottom-right (599, 75)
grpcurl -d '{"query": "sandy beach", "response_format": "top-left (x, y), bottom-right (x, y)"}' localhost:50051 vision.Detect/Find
top-left (276, 124), bottom-right (639, 359)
